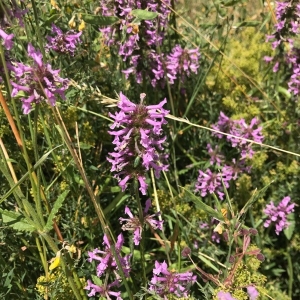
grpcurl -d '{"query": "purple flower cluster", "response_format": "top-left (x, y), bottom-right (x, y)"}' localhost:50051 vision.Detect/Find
top-left (97, 0), bottom-right (200, 86)
top-left (217, 291), bottom-right (237, 300)
top-left (46, 24), bottom-right (82, 56)
top-left (265, 1), bottom-right (300, 95)
top-left (216, 286), bottom-right (259, 300)
top-left (195, 167), bottom-right (231, 200)
top-left (119, 199), bottom-right (163, 245)
top-left (85, 234), bottom-right (131, 299)
top-left (195, 112), bottom-right (262, 200)
top-left (0, 28), bottom-right (14, 50)
top-left (149, 260), bottom-right (196, 299)
top-left (0, 0), bottom-right (27, 28)
top-left (212, 112), bottom-right (264, 159)
top-left (10, 43), bottom-right (69, 114)
top-left (264, 196), bottom-right (295, 235)
top-left (107, 92), bottom-right (169, 195)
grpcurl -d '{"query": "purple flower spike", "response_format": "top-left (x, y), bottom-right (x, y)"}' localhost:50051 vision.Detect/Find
top-left (108, 92), bottom-right (169, 195)
top-left (119, 199), bottom-right (163, 246)
top-left (10, 44), bottom-right (69, 114)
top-left (149, 261), bottom-right (196, 298)
top-left (0, 28), bottom-right (14, 50)
top-left (195, 168), bottom-right (231, 200)
top-left (264, 196), bottom-right (295, 235)
top-left (46, 24), bottom-right (82, 56)
top-left (87, 233), bottom-right (131, 278)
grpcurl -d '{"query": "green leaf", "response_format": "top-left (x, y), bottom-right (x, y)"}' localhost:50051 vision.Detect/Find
top-left (234, 21), bottom-right (261, 28)
top-left (43, 190), bottom-right (70, 232)
top-left (0, 146), bottom-right (62, 205)
top-left (180, 187), bottom-right (225, 221)
top-left (131, 9), bottom-right (158, 20)
top-left (0, 209), bottom-right (35, 232)
top-left (91, 275), bottom-right (103, 287)
top-left (221, 0), bottom-right (246, 6)
top-left (284, 213), bottom-right (295, 240)
top-left (44, 14), bottom-right (60, 26)
top-left (81, 14), bottom-right (119, 26)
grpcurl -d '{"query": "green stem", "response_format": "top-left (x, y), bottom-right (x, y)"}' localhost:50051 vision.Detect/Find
top-left (51, 106), bottom-right (133, 299)
top-left (134, 181), bottom-right (147, 290)
top-left (42, 233), bottom-right (84, 300)
top-left (30, 0), bottom-right (46, 56)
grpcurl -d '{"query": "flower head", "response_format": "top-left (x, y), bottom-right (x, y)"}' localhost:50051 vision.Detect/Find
top-left (264, 196), bottom-right (295, 235)
top-left (85, 279), bottom-right (122, 299)
top-left (46, 24), bottom-right (82, 56)
top-left (149, 260), bottom-right (196, 298)
top-left (10, 44), bottom-right (69, 114)
top-left (0, 28), bottom-right (14, 50)
top-left (108, 92), bottom-right (169, 194)
top-left (119, 199), bottom-right (163, 245)
top-left (87, 233), bottom-right (131, 278)
top-left (217, 291), bottom-right (237, 300)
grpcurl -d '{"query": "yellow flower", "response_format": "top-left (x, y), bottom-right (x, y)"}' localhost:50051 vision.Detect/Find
top-left (78, 20), bottom-right (85, 31)
top-left (49, 252), bottom-right (61, 271)
top-left (68, 15), bottom-right (76, 29)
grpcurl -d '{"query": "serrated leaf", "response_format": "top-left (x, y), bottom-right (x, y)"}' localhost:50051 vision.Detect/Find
top-left (43, 190), bottom-right (70, 232)
top-left (0, 209), bottom-right (35, 232)
top-left (81, 14), bottom-right (119, 26)
top-left (131, 9), bottom-right (158, 20)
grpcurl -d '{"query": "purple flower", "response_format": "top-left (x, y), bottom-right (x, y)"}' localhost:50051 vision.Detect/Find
top-left (212, 112), bottom-right (263, 159)
top-left (10, 44), bottom-right (69, 114)
top-left (107, 92), bottom-right (169, 195)
top-left (85, 279), bottom-right (123, 299)
top-left (46, 24), bottom-right (82, 56)
top-left (195, 168), bottom-right (231, 200)
top-left (217, 291), bottom-right (237, 300)
top-left (0, 28), bottom-right (14, 50)
top-left (0, 0), bottom-right (27, 28)
top-left (207, 144), bottom-right (224, 166)
top-left (247, 285), bottom-right (259, 300)
top-left (119, 199), bottom-right (163, 245)
top-left (87, 233), bottom-right (131, 278)
top-left (264, 196), bottom-right (295, 235)
top-left (165, 45), bottom-right (200, 83)
top-left (149, 260), bottom-right (196, 298)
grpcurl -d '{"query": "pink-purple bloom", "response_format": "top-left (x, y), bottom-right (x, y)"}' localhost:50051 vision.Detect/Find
top-left (46, 24), bottom-right (82, 56)
top-left (107, 92), bottom-right (169, 195)
top-left (195, 167), bottom-right (232, 200)
top-left (264, 196), bottom-right (295, 235)
top-left (247, 285), bottom-right (259, 300)
top-left (149, 260), bottom-right (196, 299)
top-left (217, 291), bottom-right (237, 300)
top-left (87, 233), bottom-right (131, 278)
top-left (0, 28), bottom-right (14, 50)
top-left (264, 1), bottom-right (300, 95)
top-left (119, 199), bottom-right (163, 245)
top-left (212, 112), bottom-right (263, 159)
top-left (85, 279), bottom-right (122, 299)
top-left (10, 43), bottom-right (69, 114)
top-left (166, 45), bottom-right (200, 84)
top-left (97, 0), bottom-right (200, 87)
